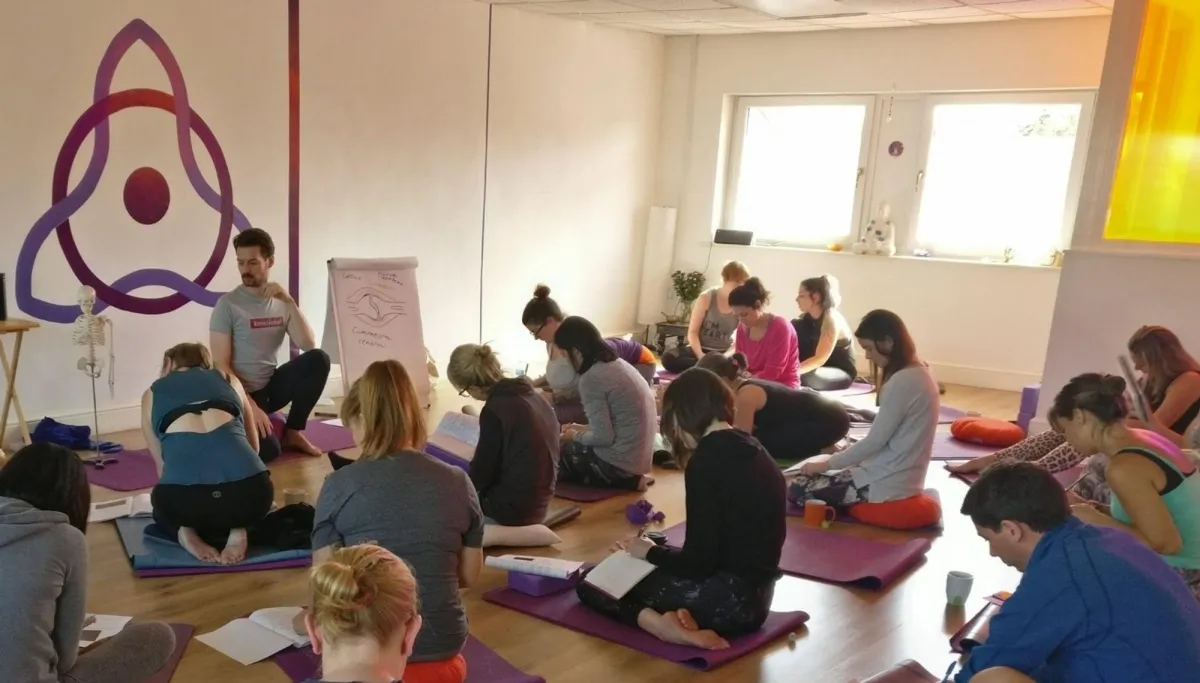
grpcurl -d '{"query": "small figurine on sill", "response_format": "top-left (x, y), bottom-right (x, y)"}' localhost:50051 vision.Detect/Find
top-left (852, 202), bottom-right (896, 256)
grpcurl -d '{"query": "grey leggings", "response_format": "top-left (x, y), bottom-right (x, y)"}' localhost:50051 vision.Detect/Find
top-left (63, 622), bottom-right (176, 683)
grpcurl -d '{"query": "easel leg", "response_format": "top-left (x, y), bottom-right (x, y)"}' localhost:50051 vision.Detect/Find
top-left (0, 332), bottom-right (31, 447)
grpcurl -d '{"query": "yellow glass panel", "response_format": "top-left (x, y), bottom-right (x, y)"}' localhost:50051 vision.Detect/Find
top-left (1104, 0), bottom-right (1200, 244)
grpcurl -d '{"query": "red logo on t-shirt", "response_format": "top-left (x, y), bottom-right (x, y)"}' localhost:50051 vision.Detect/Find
top-left (250, 317), bottom-right (285, 329)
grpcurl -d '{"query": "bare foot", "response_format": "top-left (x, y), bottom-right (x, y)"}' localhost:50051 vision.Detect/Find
top-left (638, 610), bottom-right (730, 650)
top-left (219, 528), bottom-right (249, 564)
top-left (178, 528), bottom-right (221, 563)
top-left (675, 608), bottom-right (700, 631)
top-left (282, 429), bottom-right (322, 457)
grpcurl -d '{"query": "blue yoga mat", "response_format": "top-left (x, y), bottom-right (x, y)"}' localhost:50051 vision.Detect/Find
top-left (115, 516), bottom-right (311, 570)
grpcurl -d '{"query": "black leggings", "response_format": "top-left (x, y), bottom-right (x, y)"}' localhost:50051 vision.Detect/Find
top-left (576, 568), bottom-right (775, 639)
top-left (800, 366), bottom-right (854, 392)
top-left (559, 442), bottom-right (643, 490)
top-left (249, 349), bottom-right (331, 431)
top-left (754, 412), bottom-right (851, 465)
top-left (151, 472), bottom-right (274, 544)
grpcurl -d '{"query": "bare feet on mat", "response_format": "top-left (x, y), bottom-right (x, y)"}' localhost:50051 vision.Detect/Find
top-left (282, 429), bottom-right (322, 457)
top-left (220, 528), bottom-right (249, 564)
top-left (639, 609), bottom-right (730, 650)
top-left (178, 527), bottom-right (221, 563)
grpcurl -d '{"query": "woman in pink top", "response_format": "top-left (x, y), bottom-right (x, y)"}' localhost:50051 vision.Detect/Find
top-left (730, 278), bottom-right (800, 388)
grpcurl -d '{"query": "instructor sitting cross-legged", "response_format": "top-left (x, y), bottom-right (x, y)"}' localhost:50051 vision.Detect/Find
top-left (210, 228), bottom-right (330, 462)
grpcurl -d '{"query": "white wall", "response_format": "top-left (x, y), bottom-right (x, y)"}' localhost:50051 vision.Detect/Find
top-left (0, 0), bottom-right (664, 440)
top-left (480, 8), bottom-right (664, 365)
top-left (657, 17), bottom-right (1112, 391)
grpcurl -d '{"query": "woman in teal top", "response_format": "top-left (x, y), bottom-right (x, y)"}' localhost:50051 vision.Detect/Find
top-left (1049, 372), bottom-right (1200, 600)
top-left (141, 343), bottom-right (272, 565)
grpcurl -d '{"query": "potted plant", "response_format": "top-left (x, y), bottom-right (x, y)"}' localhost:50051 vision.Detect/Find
top-left (666, 270), bottom-right (706, 323)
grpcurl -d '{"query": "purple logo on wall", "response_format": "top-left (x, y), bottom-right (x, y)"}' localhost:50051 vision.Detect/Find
top-left (16, 19), bottom-right (252, 324)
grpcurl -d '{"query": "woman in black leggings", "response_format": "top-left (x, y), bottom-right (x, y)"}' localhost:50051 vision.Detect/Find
top-left (576, 367), bottom-right (785, 649)
top-left (697, 352), bottom-right (850, 465)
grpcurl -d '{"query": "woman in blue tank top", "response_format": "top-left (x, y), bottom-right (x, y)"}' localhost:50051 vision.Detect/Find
top-left (142, 343), bottom-right (272, 564)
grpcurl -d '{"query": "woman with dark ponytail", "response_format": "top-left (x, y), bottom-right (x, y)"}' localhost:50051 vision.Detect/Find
top-left (696, 353), bottom-right (850, 465)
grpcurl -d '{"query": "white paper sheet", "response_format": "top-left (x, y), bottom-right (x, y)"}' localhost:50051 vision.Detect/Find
top-left (79, 615), bottom-right (132, 648)
top-left (197, 618), bottom-right (297, 665)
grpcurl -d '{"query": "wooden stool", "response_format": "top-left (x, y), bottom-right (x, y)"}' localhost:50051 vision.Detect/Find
top-left (0, 318), bottom-right (40, 448)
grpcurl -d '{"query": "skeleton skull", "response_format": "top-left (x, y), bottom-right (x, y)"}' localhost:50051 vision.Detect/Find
top-left (78, 286), bottom-right (97, 314)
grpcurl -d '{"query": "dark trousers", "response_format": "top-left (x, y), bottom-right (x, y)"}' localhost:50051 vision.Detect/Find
top-left (576, 568), bottom-right (775, 639)
top-left (755, 411), bottom-right (851, 465)
top-left (249, 349), bottom-right (331, 432)
top-left (800, 366), bottom-right (854, 392)
top-left (661, 346), bottom-right (699, 374)
top-left (151, 472), bottom-right (274, 544)
top-left (559, 441), bottom-right (642, 490)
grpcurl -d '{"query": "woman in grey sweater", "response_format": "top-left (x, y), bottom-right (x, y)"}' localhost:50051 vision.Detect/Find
top-left (0, 443), bottom-right (176, 683)
top-left (556, 316), bottom-right (657, 490)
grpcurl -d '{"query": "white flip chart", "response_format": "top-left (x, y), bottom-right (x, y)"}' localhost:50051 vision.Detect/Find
top-left (321, 257), bottom-right (431, 406)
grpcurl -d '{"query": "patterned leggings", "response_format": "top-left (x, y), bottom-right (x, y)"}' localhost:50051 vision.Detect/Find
top-left (576, 568), bottom-right (775, 639)
top-left (558, 441), bottom-right (643, 490)
top-left (787, 469), bottom-right (870, 506)
top-left (1177, 568), bottom-right (1200, 603)
top-left (993, 430), bottom-right (1111, 505)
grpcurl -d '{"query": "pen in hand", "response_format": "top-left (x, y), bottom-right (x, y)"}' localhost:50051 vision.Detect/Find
top-left (939, 661), bottom-right (957, 683)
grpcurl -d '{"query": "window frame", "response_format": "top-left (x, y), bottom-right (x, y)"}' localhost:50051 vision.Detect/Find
top-left (718, 89), bottom-right (1098, 264)
top-left (907, 90), bottom-right (1098, 260)
top-left (722, 94), bottom-right (877, 248)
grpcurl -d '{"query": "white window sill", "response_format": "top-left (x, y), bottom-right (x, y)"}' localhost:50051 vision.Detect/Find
top-left (708, 241), bottom-right (1062, 271)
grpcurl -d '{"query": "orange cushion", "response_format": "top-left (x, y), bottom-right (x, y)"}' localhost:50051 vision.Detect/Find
top-left (405, 654), bottom-right (467, 683)
top-left (950, 416), bottom-right (1025, 448)
top-left (848, 492), bottom-right (942, 530)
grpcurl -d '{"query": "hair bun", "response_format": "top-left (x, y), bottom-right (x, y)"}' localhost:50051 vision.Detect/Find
top-left (1101, 375), bottom-right (1127, 398)
top-left (313, 560), bottom-right (365, 612)
top-left (533, 284), bottom-right (551, 299)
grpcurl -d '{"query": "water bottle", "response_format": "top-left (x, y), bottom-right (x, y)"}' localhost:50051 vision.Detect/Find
top-left (0, 273), bottom-right (7, 321)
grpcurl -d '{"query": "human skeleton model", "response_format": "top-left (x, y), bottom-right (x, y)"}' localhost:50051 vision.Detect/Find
top-left (73, 286), bottom-right (114, 460)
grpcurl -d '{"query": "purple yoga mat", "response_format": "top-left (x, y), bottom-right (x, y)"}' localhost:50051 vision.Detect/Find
top-left (483, 586), bottom-right (809, 670)
top-left (274, 635), bottom-right (545, 683)
top-left (275, 419), bottom-right (358, 461)
top-left (135, 556), bottom-right (311, 578)
top-left (144, 623), bottom-right (194, 683)
top-left (929, 433), bottom-right (1000, 461)
top-left (85, 449), bottom-right (159, 492)
top-left (950, 593), bottom-right (1007, 653)
top-left (664, 522), bottom-right (930, 589)
top-left (938, 405), bottom-right (968, 424)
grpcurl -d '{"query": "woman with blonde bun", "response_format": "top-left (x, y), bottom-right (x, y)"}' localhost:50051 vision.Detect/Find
top-left (301, 543), bottom-right (446, 683)
top-left (447, 343), bottom-right (558, 526)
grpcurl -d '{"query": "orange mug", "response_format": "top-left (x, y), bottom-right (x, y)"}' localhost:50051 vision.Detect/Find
top-left (803, 500), bottom-right (836, 529)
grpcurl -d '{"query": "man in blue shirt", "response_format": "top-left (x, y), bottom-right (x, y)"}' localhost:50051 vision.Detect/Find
top-left (957, 462), bottom-right (1200, 682)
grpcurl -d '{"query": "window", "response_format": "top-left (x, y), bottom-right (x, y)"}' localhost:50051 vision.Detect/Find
top-left (724, 96), bottom-right (874, 246)
top-left (721, 90), bottom-right (1095, 264)
top-left (913, 93), bottom-right (1094, 260)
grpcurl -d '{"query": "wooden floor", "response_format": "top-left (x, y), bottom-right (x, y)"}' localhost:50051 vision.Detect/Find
top-left (82, 383), bottom-right (1021, 683)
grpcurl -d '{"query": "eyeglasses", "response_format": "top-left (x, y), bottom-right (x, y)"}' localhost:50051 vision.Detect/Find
top-left (458, 386), bottom-right (470, 397)
top-left (531, 323), bottom-right (545, 339)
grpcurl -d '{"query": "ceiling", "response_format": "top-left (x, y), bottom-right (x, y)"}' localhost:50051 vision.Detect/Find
top-left (472, 0), bottom-right (1113, 34)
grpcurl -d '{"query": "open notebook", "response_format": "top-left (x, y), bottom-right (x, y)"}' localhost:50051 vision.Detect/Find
top-left (196, 607), bottom-right (309, 665)
top-left (427, 412), bottom-right (480, 461)
top-left (582, 550), bottom-right (657, 600)
top-left (89, 493), bottom-right (153, 523)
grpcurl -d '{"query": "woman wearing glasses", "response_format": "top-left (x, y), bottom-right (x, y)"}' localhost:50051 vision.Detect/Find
top-left (521, 285), bottom-right (657, 423)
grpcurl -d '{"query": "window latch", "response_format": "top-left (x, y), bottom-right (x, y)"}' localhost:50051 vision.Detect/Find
top-left (856, 167), bottom-right (865, 188)
top-left (915, 170), bottom-right (925, 192)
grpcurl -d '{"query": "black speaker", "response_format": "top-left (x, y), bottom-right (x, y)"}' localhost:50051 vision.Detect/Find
top-left (0, 273), bottom-right (7, 321)
top-left (713, 229), bottom-right (753, 246)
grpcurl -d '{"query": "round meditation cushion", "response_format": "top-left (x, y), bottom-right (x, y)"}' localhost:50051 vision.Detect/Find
top-left (848, 492), bottom-right (941, 530)
top-left (951, 416), bottom-right (1025, 448)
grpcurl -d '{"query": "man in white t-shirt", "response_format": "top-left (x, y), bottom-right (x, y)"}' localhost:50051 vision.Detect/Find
top-left (209, 228), bottom-right (329, 460)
